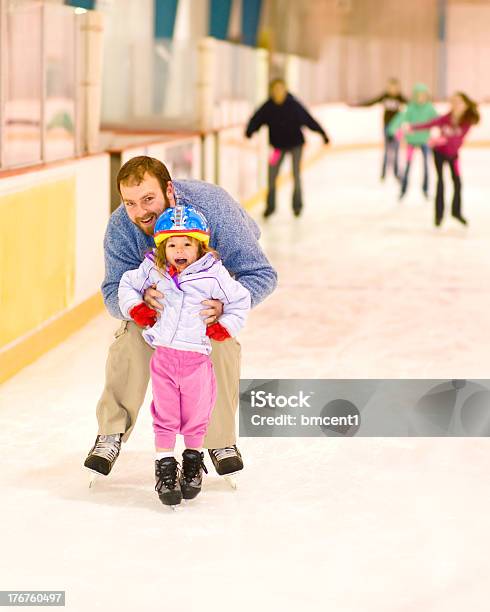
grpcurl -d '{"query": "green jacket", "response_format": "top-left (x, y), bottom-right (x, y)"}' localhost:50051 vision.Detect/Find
top-left (388, 84), bottom-right (437, 145)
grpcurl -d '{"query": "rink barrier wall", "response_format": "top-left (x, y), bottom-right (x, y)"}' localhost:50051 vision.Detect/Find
top-left (2, 103), bottom-right (490, 383)
top-left (0, 294), bottom-right (104, 384)
top-left (0, 153), bottom-right (110, 384)
top-left (0, 177), bottom-right (76, 348)
top-left (309, 103), bottom-right (490, 147)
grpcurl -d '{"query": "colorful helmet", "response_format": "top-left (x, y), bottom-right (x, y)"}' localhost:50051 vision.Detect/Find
top-left (153, 204), bottom-right (210, 247)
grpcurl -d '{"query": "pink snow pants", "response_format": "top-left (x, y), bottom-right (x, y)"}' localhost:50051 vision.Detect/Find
top-left (150, 346), bottom-right (217, 449)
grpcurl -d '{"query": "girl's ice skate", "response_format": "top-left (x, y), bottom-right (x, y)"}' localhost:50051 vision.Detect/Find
top-left (180, 450), bottom-right (208, 500)
top-left (155, 457), bottom-right (182, 508)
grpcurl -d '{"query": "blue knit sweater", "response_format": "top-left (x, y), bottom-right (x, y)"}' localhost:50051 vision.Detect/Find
top-left (101, 179), bottom-right (278, 319)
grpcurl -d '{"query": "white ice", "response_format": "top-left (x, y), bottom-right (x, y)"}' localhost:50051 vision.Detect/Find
top-left (1, 147), bottom-right (490, 611)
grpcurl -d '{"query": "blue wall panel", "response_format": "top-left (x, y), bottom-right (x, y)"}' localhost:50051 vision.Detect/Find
top-left (209, 0), bottom-right (232, 40)
top-left (241, 0), bottom-right (262, 47)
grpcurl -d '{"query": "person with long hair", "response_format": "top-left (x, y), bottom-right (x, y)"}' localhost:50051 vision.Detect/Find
top-left (405, 92), bottom-right (480, 226)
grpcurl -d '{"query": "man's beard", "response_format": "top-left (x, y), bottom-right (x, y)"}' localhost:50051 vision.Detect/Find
top-left (135, 193), bottom-right (171, 235)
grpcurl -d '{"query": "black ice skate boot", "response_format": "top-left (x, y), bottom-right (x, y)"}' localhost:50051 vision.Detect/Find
top-left (155, 457), bottom-right (182, 507)
top-left (84, 434), bottom-right (122, 476)
top-left (180, 450), bottom-right (208, 500)
top-left (208, 445), bottom-right (243, 476)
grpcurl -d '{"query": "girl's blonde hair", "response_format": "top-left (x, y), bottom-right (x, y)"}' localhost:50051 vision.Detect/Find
top-left (154, 235), bottom-right (219, 270)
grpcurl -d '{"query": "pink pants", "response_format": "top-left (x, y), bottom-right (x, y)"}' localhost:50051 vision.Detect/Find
top-left (150, 346), bottom-right (217, 449)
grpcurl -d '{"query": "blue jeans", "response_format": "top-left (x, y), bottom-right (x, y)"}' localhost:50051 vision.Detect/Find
top-left (381, 128), bottom-right (400, 179)
top-left (400, 144), bottom-right (430, 196)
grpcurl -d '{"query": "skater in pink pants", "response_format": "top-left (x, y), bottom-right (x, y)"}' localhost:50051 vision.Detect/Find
top-left (118, 204), bottom-right (250, 507)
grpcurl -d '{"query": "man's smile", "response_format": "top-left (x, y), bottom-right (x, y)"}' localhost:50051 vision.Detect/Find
top-left (138, 213), bottom-right (156, 226)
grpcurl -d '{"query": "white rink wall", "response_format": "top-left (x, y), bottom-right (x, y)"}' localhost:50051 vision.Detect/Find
top-left (72, 155), bottom-right (111, 304)
top-left (0, 155), bottom-right (110, 309)
top-left (307, 103), bottom-right (490, 148)
top-left (0, 152), bottom-right (110, 378)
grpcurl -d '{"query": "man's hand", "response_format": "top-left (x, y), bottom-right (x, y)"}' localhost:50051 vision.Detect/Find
top-left (144, 284), bottom-right (164, 311)
top-left (200, 299), bottom-right (224, 325)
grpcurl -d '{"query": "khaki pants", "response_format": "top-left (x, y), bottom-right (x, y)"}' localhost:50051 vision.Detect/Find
top-left (96, 321), bottom-right (241, 448)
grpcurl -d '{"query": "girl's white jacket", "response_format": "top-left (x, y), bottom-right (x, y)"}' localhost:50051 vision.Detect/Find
top-left (118, 251), bottom-right (251, 355)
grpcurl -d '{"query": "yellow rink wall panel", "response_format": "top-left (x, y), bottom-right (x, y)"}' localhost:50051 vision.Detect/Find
top-left (0, 293), bottom-right (104, 384)
top-left (0, 178), bottom-right (76, 349)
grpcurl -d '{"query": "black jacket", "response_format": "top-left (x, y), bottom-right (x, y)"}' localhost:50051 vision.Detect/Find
top-left (360, 92), bottom-right (407, 127)
top-left (245, 93), bottom-right (329, 149)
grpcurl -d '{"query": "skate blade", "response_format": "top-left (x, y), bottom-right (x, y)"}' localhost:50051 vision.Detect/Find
top-left (223, 474), bottom-right (238, 490)
top-left (86, 468), bottom-right (105, 489)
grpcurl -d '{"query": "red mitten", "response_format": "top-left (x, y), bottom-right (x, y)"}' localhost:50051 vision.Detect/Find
top-left (206, 322), bottom-right (231, 341)
top-left (129, 302), bottom-right (158, 327)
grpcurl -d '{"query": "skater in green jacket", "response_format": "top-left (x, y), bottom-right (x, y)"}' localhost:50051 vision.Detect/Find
top-left (389, 83), bottom-right (437, 199)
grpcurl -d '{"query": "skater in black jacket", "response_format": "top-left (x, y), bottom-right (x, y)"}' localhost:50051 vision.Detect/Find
top-left (356, 77), bottom-right (407, 180)
top-left (245, 78), bottom-right (329, 218)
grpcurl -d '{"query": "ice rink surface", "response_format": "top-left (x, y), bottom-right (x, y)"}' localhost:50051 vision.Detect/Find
top-left (2, 147), bottom-right (490, 611)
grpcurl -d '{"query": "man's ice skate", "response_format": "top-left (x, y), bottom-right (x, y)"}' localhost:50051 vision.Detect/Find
top-left (180, 449), bottom-right (208, 500)
top-left (208, 445), bottom-right (243, 489)
top-left (84, 434), bottom-right (122, 487)
top-left (155, 457), bottom-right (182, 508)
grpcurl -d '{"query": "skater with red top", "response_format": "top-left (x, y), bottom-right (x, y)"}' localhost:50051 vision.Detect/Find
top-left (404, 91), bottom-right (480, 226)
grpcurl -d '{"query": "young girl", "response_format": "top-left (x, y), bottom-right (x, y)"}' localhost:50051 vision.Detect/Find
top-left (389, 83), bottom-right (437, 199)
top-left (404, 91), bottom-right (480, 226)
top-left (118, 204), bottom-right (251, 507)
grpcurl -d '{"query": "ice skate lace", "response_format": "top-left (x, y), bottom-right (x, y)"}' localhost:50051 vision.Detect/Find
top-left (212, 447), bottom-right (237, 461)
top-left (155, 460), bottom-right (179, 492)
top-left (183, 454), bottom-right (208, 482)
top-left (92, 435), bottom-right (121, 462)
